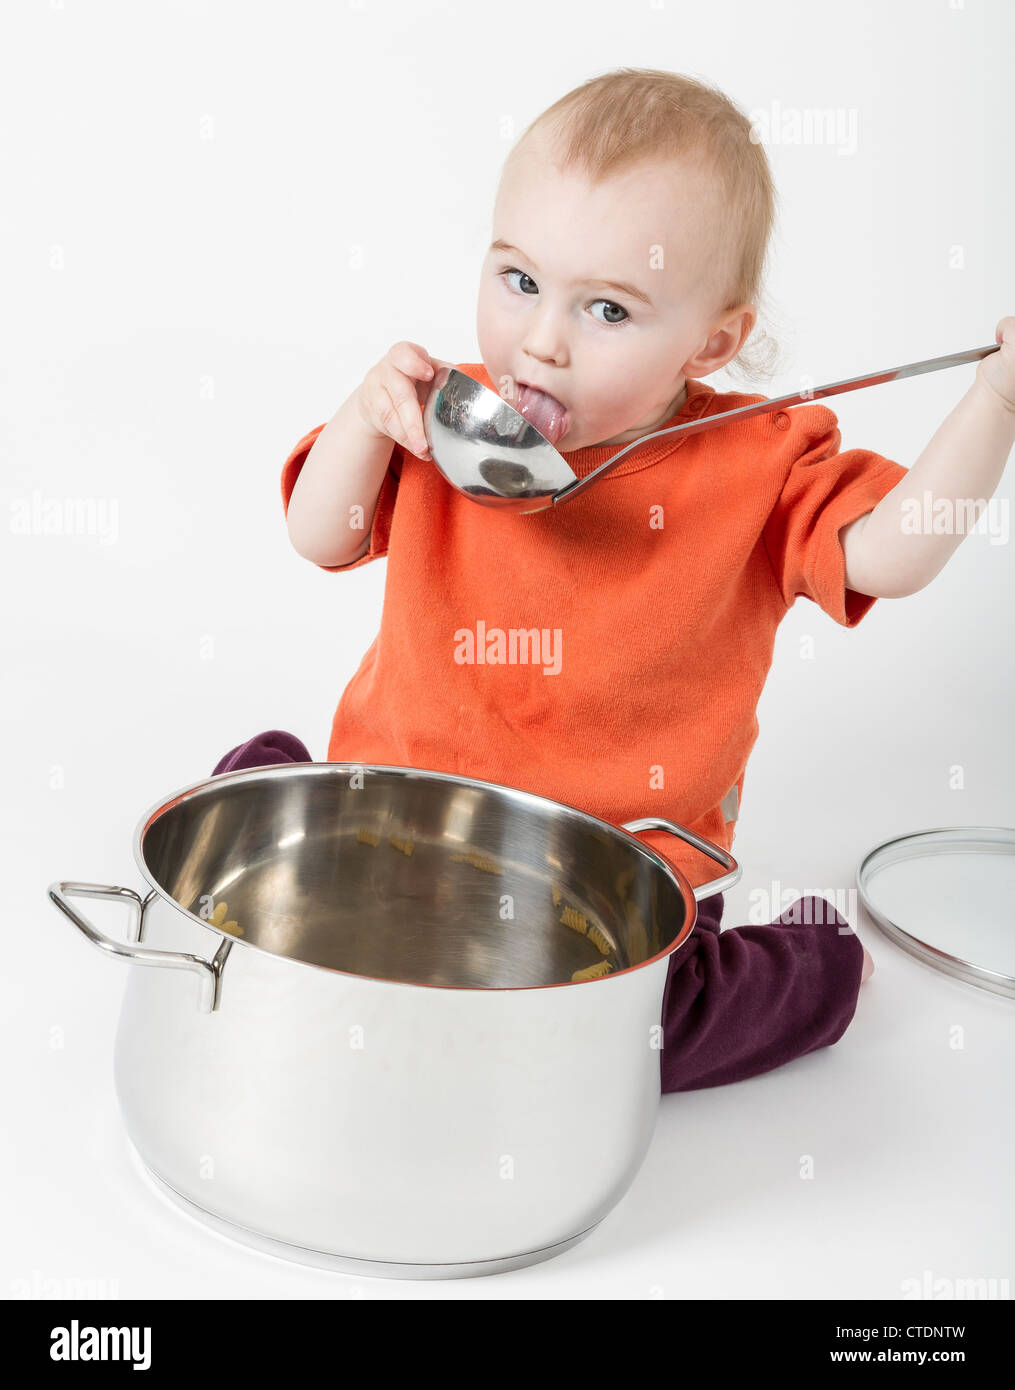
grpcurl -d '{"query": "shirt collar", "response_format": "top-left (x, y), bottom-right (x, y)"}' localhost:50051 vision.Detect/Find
top-left (560, 379), bottom-right (718, 480)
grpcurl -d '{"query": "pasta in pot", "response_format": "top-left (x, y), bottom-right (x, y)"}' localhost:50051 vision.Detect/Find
top-left (206, 898), bottom-right (243, 936)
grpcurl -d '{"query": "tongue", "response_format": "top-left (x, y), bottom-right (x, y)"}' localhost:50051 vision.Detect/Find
top-left (515, 385), bottom-right (569, 447)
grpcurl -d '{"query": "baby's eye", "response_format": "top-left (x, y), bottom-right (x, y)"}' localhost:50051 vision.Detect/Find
top-left (589, 299), bottom-right (629, 326)
top-left (501, 267), bottom-right (538, 295)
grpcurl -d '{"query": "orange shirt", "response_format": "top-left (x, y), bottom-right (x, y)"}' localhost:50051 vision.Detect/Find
top-left (281, 362), bottom-right (908, 891)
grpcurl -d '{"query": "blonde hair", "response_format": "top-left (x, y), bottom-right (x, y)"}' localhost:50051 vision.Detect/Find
top-left (509, 67), bottom-right (785, 386)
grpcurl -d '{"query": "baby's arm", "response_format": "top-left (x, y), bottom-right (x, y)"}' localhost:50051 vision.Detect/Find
top-left (840, 318), bottom-right (1015, 598)
top-left (287, 341), bottom-right (441, 568)
top-left (287, 396), bottom-right (392, 568)
top-left (661, 897), bottom-right (866, 1092)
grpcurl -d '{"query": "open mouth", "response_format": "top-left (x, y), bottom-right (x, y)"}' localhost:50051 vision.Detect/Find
top-left (512, 382), bottom-right (570, 447)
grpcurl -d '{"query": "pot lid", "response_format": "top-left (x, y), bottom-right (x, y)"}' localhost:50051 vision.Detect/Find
top-left (855, 826), bottom-right (1015, 999)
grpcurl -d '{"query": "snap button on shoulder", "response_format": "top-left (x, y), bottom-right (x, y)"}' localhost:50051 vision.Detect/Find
top-left (774, 412), bottom-right (791, 430)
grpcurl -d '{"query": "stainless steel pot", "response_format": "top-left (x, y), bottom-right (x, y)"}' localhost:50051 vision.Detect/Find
top-left (48, 762), bottom-right (739, 1279)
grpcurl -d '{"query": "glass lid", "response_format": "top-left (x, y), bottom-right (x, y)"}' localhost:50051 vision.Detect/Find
top-left (855, 826), bottom-right (1015, 999)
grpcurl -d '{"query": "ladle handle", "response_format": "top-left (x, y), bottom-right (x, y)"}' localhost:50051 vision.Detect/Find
top-left (555, 342), bottom-right (1001, 505)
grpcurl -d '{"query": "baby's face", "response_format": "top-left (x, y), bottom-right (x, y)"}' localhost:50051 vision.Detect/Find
top-left (476, 130), bottom-right (750, 451)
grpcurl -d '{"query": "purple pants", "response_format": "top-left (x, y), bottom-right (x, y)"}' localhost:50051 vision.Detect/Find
top-left (212, 731), bottom-right (865, 1093)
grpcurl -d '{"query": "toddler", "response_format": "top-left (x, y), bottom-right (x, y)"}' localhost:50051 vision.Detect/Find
top-left (215, 69), bottom-right (1015, 1091)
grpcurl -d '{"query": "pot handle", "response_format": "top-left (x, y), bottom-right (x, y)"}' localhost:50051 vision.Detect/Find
top-left (621, 818), bottom-right (741, 901)
top-left (47, 881), bottom-right (220, 1012)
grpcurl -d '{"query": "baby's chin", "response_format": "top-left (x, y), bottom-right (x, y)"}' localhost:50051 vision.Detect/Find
top-left (557, 416), bottom-right (630, 451)
top-left (561, 423), bottom-right (635, 452)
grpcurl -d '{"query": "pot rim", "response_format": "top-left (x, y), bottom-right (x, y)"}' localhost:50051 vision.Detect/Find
top-left (130, 760), bottom-right (699, 992)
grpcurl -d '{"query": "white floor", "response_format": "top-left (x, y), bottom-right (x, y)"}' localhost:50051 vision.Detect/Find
top-left (8, 872), bottom-right (1012, 1301)
top-left (8, 606), bottom-right (1014, 1300)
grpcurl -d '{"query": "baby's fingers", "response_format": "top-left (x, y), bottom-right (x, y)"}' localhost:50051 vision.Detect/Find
top-left (380, 376), bottom-right (431, 460)
top-left (389, 340), bottom-right (436, 384)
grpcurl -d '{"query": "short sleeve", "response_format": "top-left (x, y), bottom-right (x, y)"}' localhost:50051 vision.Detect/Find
top-left (280, 426), bottom-right (402, 572)
top-left (762, 408), bottom-right (909, 627)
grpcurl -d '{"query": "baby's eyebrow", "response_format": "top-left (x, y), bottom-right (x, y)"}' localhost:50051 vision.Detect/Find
top-left (489, 238), bottom-right (655, 308)
top-left (582, 275), bottom-right (654, 308)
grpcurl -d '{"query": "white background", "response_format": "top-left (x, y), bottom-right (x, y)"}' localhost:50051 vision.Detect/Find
top-left (4, 0), bottom-right (1012, 1300)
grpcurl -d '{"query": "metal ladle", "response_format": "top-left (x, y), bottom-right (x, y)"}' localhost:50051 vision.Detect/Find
top-left (421, 344), bottom-right (1000, 514)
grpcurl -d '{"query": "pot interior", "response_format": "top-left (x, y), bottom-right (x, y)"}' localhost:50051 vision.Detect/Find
top-left (139, 766), bottom-right (692, 988)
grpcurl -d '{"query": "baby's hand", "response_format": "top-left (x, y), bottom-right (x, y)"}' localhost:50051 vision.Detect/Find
top-left (861, 945), bottom-right (875, 984)
top-left (976, 316), bottom-right (1015, 411)
top-left (356, 341), bottom-right (453, 461)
